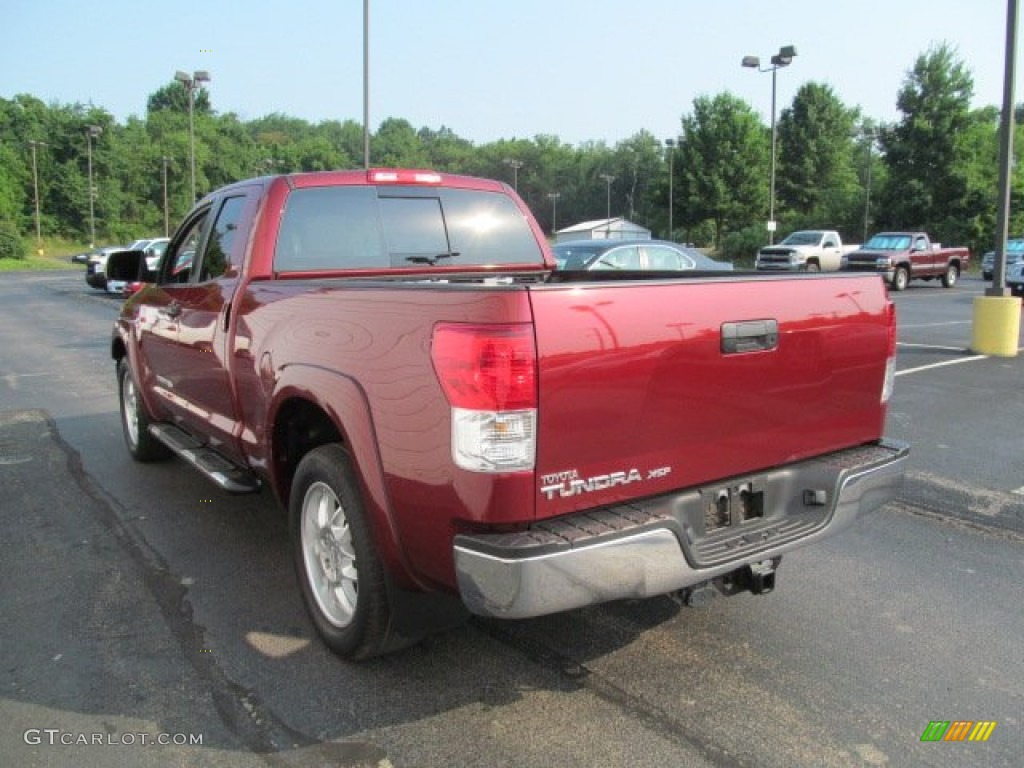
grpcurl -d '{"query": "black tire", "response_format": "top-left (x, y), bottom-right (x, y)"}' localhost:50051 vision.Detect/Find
top-left (805, 261), bottom-right (821, 273)
top-left (941, 263), bottom-right (959, 288)
top-left (290, 444), bottom-right (391, 660)
top-left (117, 358), bottom-right (171, 462)
top-left (891, 266), bottom-right (909, 292)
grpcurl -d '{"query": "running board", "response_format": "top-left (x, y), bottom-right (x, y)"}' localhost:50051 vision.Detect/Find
top-left (148, 423), bottom-right (261, 494)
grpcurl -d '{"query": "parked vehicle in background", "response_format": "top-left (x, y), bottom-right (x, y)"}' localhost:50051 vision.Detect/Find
top-left (1007, 261), bottom-right (1024, 295)
top-left (106, 238), bottom-right (170, 297)
top-left (84, 245), bottom-right (128, 288)
top-left (755, 230), bottom-right (857, 272)
top-left (108, 168), bottom-right (906, 660)
top-left (841, 232), bottom-right (970, 291)
top-left (981, 238), bottom-right (1024, 280)
top-left (552, 239), bottom-right (733, 271)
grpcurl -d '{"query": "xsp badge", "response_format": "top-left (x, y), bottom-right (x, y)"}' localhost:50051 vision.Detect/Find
top-left (540, 466), bottom-right (671, 500)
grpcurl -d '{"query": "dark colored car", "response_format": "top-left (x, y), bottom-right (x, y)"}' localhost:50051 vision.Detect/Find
top-left (981, 239), bottom-right (1024, 280)
top-left (552, 239), bottom-right (733, 272)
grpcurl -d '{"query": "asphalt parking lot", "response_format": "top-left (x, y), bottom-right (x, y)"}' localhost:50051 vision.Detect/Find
top-left (888, 274), bottom-right (1024, 534)
top-left (1, 269), bottom-right (1021, 768)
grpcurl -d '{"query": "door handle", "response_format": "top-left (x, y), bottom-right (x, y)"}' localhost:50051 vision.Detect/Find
top-left (721, 320), bottom-right (778, 354)
top-left (161, 301), bottom-right (182, 319)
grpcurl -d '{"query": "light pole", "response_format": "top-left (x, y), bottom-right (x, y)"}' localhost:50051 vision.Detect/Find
top-left (28, 140), bottom-right (47, 254)
top-left (161, 156), bottom-right (171, 237)
top-left (599, 173), bottom-right (615, 221)
top-left (665, 137), bottom-right (676, 240)
top-left (85, 125), bottom-right (102, 248)
top-left (547, 192), bottom-right (561, 235)
top-left (174, 69), bottom-right (211, 202)
top-left (742, 45), bottom-right (797, 245)
top-left (504, 158), bottom-right (524, 191)
top-left (363, 0), bottom-right (370, 170)
top-left (862, 128), bottom-right (876, 243)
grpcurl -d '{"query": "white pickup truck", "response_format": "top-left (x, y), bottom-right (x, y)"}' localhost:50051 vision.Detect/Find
top-left (755, 230), bottom-right (858, 272)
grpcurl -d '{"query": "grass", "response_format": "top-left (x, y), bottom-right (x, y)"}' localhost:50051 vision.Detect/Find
top-left (0, 239), bottom-right (90, 272)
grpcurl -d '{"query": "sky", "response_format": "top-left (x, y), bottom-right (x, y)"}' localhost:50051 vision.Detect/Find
top-left (1, 0), bottom-right (1019, 147)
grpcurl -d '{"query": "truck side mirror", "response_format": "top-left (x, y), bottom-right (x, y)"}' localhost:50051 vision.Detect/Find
top-left (106, 249), bottom-right (155, 283)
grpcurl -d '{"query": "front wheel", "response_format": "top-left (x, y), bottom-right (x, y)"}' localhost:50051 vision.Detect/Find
top-left (290, 444), bottom-right (391, 660)
top-left (941, 264), bottom-right (959, 288)
top-left (117, 358), bottom-right (171, 462)
top-left (891, 266), bottom-right (910, 292)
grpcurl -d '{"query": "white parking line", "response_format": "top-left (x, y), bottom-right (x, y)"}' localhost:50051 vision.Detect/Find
top-left (895, 355), bottom-right (989, 377)
top-left (896, 342), bottom-right (967, 351)
top-left (899, 321), bottom-right (971, 328)
top-left (1014, 487), bottom-right (1024, 496)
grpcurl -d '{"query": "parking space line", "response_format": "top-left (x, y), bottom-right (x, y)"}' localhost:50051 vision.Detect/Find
top-left (895, 355), bottom-right (989, 377)
top-left (896, 342), bottom-right (967, 351)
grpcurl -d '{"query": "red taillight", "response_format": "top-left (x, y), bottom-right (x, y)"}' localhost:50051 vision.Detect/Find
top-left (431, 323), bottom-right (537, 411)
top-left (886, 301), bottom-right (897, 358)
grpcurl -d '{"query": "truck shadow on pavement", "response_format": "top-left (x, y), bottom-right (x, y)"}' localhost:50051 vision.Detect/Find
top-left (2, 409), bottom-right (686, 767)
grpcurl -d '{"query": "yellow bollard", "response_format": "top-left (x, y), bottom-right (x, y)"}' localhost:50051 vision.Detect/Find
top-left (971, 296), bottom-right (1021, 356)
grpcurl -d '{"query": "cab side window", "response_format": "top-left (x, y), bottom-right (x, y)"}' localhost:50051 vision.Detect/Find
top-left (199, 196), bottom-right (246, 281)
top-left (162, 211), bottom-right (209, 285)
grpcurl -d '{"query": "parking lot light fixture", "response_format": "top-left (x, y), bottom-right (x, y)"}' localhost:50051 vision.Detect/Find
top-left (665, 138), bottom-right (676, 239)
top-left (85, 125), bottom-right (102, 248)
top-left (547, 192), bottom-right (561, 235)
top-left (599, 174), bottom-right (615, 223)
top-left (28, 140), bottom-right (48, 254)
top-left (503, 158), bottom-right (524, 191)
top-left (175, 69), bottom-right (211, 202)
top-left (161, 156), bottom-right (172, 237)
top-left (742, 45), bottom-right (798, 245)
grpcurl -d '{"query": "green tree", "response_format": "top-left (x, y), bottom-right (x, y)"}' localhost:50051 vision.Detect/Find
top-left (676, 93), bottom-right (768, 248)
top-left (776, 82), bottom-right (860, 236)
top-left (372, 118), bottom-right (429, 168)
top-left (147, 82), bottom-right (212, 116)
top-left (876, 43), bottom-right (975, 246)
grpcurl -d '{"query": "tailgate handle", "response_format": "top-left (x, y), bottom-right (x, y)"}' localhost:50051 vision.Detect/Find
top-left (721, 320), bottom-right (778, 354)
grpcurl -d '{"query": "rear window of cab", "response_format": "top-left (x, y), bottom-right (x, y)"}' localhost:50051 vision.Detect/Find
top-left (274, 186), bottom-right (543, 272)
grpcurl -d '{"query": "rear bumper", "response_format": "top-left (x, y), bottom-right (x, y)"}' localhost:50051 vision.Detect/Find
top-left (454, 439), bottom-right (909, 619)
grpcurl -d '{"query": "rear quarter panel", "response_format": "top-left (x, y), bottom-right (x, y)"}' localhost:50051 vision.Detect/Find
top-left (232, 280), bottom-right (539, 590)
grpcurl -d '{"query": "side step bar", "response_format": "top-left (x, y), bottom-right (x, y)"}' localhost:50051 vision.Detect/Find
top-left (148, 423), bottom-right (260, 494)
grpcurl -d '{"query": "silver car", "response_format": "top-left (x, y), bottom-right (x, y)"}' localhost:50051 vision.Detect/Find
top-left (552, 239), bottom-right (732, 272)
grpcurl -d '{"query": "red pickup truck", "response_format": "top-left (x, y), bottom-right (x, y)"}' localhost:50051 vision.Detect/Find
top-left (109, 169), bottom-right (908, 659)
top-left (841, 231), bottom-right (970, 291)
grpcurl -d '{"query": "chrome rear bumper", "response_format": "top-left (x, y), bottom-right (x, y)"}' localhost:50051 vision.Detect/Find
top-left (454, 439), bottom-right (908, 619)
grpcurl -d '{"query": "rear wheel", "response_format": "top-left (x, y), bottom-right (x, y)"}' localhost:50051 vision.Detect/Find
top-left (941, 263), bottom-right (959, 288)
top-left (117, 358), bottom-right (171, 462)
top-left (891, 266), bottom-right (910, 292)
top-left (290, 444), bottom-right (391, 660)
